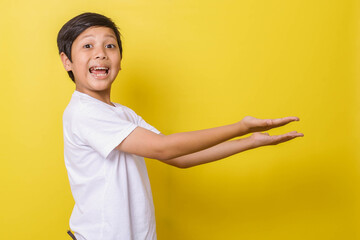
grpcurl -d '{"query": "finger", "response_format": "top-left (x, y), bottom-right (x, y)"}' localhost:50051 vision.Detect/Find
top-left (271, 132), bottom-right (304, 145)
top-left (288, 131), bottom-right (304, 136)
top-left (283, 131), bottom-right (304, 138)
top-left (268, 117), bottom-right (300, 128)
top-left (274, 117), bottom-right (300, 124)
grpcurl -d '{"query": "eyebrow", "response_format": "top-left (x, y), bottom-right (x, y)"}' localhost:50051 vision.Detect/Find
top-left (80, 34), bottom-right (116, 40)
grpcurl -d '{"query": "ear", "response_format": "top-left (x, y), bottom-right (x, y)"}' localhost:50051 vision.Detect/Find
top-left (60, 52), bottom-right (72, 71)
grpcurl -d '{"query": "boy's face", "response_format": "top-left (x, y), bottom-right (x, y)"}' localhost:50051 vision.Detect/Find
top-left (60, 26), bottom-right (121, 94)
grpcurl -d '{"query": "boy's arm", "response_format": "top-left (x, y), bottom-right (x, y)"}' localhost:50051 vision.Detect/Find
top-left (158, 131), bottom-right (303, 168)
top-left (116, 116), bottom-right (302, 161)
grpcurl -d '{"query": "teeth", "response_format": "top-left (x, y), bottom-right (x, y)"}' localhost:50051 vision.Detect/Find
top-left (93, 67), bottom-right (108, 70)
top-left (89, 66), bottom-right (109, 76)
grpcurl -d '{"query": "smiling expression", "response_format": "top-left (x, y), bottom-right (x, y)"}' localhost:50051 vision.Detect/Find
top-left (61, 26), bottom-right (121, 94)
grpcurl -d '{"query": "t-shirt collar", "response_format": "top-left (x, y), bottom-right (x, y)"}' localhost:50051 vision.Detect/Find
top-left (73, 90), bottom-right (117, 108)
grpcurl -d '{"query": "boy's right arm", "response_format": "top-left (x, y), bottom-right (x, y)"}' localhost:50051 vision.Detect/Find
top-left (116, 116), bottom-right (301, 161)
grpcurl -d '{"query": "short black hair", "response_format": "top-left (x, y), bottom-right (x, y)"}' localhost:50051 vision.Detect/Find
top-left (57, 12), bottom-right (123, 83)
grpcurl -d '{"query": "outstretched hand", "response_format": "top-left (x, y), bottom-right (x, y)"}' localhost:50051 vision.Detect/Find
top-left (239, 116), bottom-right (304, 148)
top-left (249, 131), bottom-right (304, 148)
top-left (241, 116), bottom-right (300, 133)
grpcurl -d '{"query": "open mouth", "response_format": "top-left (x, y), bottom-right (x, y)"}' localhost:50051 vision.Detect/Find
top-left (89, 66), bottom-right (109, 77)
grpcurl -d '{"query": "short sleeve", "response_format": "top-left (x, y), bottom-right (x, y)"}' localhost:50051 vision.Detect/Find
top-left (119, 105), bottom-right (161, 135)
top-left (73, 106), bottom-right (138, 159)
top-left (137, 115), bottom-right (161, 134)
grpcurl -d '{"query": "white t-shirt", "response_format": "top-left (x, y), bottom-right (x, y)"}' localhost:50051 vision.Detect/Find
top-left (63, 90), bottom-right (160, 240)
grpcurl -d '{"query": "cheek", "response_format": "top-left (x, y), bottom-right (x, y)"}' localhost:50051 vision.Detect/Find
top-left (111, 52), bottom-right (121, 65)
top-left (77, 61), bottom-right (89, 74)
top-left (112, 60), bottom-right (121, 70)
top-left (74, 65), bottom-right (87, 76)
top-left (72, 63), bottom-right (89, 79)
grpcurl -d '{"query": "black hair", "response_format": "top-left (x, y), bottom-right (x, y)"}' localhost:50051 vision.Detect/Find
top-left (57, 12), bottom-right (123, 83)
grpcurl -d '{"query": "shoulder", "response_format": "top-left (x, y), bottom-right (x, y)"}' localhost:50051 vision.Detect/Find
top-left (114, 103), bottom-right (138, 116)
top-left (63, 93), bottom-right (109, 125)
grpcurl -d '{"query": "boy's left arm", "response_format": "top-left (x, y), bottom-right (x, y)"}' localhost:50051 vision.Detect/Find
top-left (158, 131), bottom-right (302, 168)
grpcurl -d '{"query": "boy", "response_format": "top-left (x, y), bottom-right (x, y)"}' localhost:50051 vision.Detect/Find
top-left (58, 12), bottom-right (303, 240)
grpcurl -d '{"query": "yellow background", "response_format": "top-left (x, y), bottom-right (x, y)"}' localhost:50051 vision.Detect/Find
top-left (1, 0), bottom-right (359, 239)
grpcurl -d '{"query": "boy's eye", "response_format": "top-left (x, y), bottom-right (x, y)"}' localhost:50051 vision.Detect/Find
top-left (83, 44), bottom-right (93, 48)
top-left (106, 44), bottom-right (116, 48)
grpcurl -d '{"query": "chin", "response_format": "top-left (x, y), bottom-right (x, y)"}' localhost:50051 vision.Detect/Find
top-left (88, 82), bottom-right (112, 92)
top-left (89, 76), bottom-right (115, 86)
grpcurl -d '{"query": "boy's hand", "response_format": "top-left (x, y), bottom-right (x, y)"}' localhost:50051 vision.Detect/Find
top-left (240, 116), bottom-right (300, 134)
top-left (249, 131), bottom-right (304, 148)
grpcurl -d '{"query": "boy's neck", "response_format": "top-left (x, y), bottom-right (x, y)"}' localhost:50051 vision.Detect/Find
top-left (76, 87), bottom-right (115, 107)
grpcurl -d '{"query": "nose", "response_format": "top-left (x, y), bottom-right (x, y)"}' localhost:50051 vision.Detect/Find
top-left (94, 47), bottom-right (108, 60)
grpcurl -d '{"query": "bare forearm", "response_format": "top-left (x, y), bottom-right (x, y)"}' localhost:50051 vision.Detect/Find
top-left (159, 116), bottom-right (301, 160)
top-left (117, 123), bottom-right (248, 160)
top-left (117, 116), bottom-right (302, 161)
top-left (160, 122), bottom-right (248, 160)
top-left (163, 136), bottom-right (256, 168)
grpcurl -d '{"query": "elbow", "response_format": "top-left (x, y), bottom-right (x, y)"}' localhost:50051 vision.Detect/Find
top-left (153, 149), bottom-right (174, 161)
top-left (152, 135), bottom-right (175, 161)
top-left (156, 154), bottom-right (192, 169)
top-left (155, 154), bottom-right (170, 161)
top-left (170, 160), bottom-right (193, 169)
top-left (177, 164), bottom-right (191, 169)
top-left (153, 143), bottom-right (180, 161)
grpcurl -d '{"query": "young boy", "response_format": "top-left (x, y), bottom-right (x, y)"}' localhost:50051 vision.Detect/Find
top-left (58, 12), bottom-right (303, 240)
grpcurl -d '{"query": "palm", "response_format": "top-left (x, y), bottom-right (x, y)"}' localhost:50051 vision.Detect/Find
top-left (250, 131), bottom-right (303, 147)
top-left (242, 116), bottom-right (299, 133)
